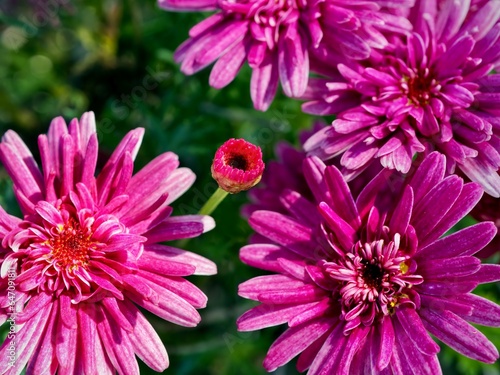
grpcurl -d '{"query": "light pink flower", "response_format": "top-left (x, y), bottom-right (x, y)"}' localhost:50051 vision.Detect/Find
top-left (0, 112), bottom-right (216, 374)
top-left (159, 0), bottom-right (414, 110)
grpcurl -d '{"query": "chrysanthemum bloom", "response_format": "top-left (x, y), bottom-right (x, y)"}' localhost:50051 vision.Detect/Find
top-left (237, 152), bottom-right (500, 374)
top-left (211, 138), bottom-right (265, 194)
top-left (158, 0), bottom-right (414, 111)
top-left (303, 0), bottom-right (500, 196)
top-left (0, 112), bottom-right (217, 374)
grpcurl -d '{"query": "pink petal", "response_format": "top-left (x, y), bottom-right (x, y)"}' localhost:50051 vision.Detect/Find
top-left (144, 244), bottom-right (217, 275)
top-left (417, 222), bottom-right (496, 259)
top-left (250, 52), bottom-right (279, 111)
top-left (395, 308), bottom-right (440, 356)
top-left (278, 25), bottom-right (309, 98)
top-left (209, 40), bottom-right (247, 89)
top-left (143, 215), bottom-right (215, 243)
top-left (239, 243), bottom-right (302, 273)
top-left (263, 317), bottom-right (334, 372)
top-left (237, 302), bottom-right (317, 331)
top-left (420, 308), bottom-right (498, 363)
top-left (249, 210), bottom-right (315, 258)
top-left (122, 299), bottom-right (169, 372)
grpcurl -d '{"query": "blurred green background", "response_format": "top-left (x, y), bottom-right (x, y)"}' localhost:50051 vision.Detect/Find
top-left (0, 1), bottom-right (499, 374)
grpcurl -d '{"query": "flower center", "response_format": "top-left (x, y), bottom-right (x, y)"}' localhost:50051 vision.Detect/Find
top-left (361, 259), bottom-right (384, 288)
top-left (323, 235), bottom-right (422, 331)
top-left (401, 69), bottom-right (440, 107)
top-left (48, 218), bottom-right (94, 270)
top-left (227, 153), bottom-right (249, 171)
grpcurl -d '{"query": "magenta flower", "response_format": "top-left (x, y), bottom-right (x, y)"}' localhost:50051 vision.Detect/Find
top-left (211, 138), bottom-right (265, 194)
top-left (159, 0), bottom-right (414, 111)
top-left (0, 112), bottom-right (216, 374)
top-left (303, 0), bottom-right (500, 196)
top-left (237, 152), bottom-right (500, 374)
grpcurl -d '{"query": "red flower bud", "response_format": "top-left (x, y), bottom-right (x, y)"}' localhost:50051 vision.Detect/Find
top-left (211, 138), bottom-right (265, 194)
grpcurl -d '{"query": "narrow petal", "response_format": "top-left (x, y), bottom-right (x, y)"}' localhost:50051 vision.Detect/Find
top-left (210, 40), bottom-right (246, 88)
top-left (392, 317), bottom-right (442, 375)
top-left (409, 152), bottom-right (446, 204)
top-left (389, 185), bottom-right (413, 235)
top-left (417, 222), bottom-right (496, 259)
top-left (308, 322), bottom-right (348, 375)
top-left (417, 256), bottom-right (480, 279)
top-left (278, 25), bottom-right (309, 97)
top-left (122, 300), bottom-right (169, 372)
top-left (395, 307), bottom-right (440, 356)
top-left (263, 318), bottom-right (334, 372)
top-left (324, 166), bottom-right (360, 229)
top-left (420, 309), bottom-right (499, 363)
top-left (251, 52), bottom-right (279, 111)
top-left (411, 176), bottom-right (462, 241)
top-left (453, 294), bottom-right (500, 327)
top-left (237, 302), bottom-right (317, 331)
top-left (249, 211), bottom-right (315, 259)
top-left (423, 182), bottom-right (483, 246)
top-left (144, 244), bottom-right (217, 276)
top-left (144, 215), bottom-right (215, 243)
top-left (238, 274), bottom-right (306, 300)
top-left (318, 202), bottom-right (357, 250)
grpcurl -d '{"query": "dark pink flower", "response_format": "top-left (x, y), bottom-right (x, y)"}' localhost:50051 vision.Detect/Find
top-left (211, 138), bottom-right (265, 193)
top-left (0, 112), bottom-right (217, 374)
top-left (303, 0), bottom-right (500, 196)
top-left (237, 152), bottom-right (500, 374)
top-left (159, 0), bottom-right (414, 110)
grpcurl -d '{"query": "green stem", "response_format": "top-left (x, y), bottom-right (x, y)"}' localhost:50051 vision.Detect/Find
top-left (198, 187), bottom-right (229, 216)
top-left (177, 187), bottom-right (229, 248)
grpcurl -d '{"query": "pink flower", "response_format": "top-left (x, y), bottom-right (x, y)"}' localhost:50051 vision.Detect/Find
top-left (237, 152), bottom-right (500, 374)
top-left (211, 138), bottom-right (265, 193)
top-left (0, 112), bottom-right (217, 374)
top-left (303, 0), bottom-right (500, 196)
top-left (159, 0), bottom-right (414, 110)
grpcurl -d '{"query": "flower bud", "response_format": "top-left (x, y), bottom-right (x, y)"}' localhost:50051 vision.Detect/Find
top-left (211, 138), bottom-right (265, 194)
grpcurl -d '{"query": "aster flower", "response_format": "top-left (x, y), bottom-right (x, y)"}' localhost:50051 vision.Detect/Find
top-left (303, 0), bottom-right (500, 196)
top-left (0, 112), bottom-right (217, 374)
top-left (237, 152), bottom-right (500, 374)
top-left (159, 0), bottom-right (414, 111)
